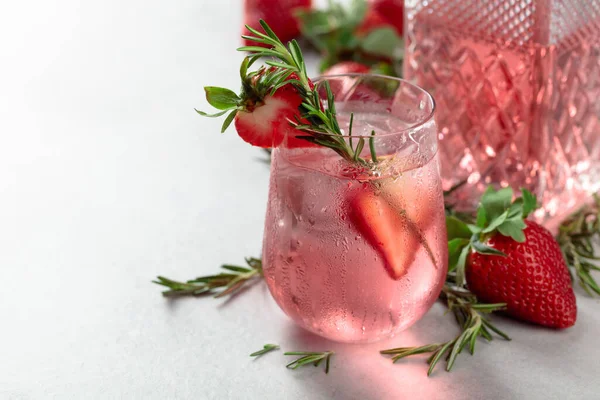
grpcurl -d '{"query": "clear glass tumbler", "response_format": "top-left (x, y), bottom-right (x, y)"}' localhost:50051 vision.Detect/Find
top-left (404, 0), bottom-right (600, 230)
top-left (262, 75), bottom-right (447, 343)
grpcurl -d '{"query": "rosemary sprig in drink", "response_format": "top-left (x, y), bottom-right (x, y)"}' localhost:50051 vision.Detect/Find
top-left (199, 20), bottom-right (378, 165)
top-left (153, 257), bottom-right (263, 298)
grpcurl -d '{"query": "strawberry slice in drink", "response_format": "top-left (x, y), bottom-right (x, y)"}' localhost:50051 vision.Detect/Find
top-left (348, 177), bottom-right (438, 280)
top-left (349, 188), bottom-right (417, 280)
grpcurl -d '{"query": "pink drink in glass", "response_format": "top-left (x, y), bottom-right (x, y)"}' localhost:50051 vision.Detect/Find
top-left (262, 75), bottom-right (447, 343)
top-left (404, 0), bottom-right (600, 230)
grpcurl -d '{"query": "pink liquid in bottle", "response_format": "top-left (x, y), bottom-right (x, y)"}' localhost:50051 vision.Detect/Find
top-left (405, 0), bottom-right (600, 230)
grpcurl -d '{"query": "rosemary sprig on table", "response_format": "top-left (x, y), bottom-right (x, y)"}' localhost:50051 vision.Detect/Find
top-left (381, 281), bottom-right (509, 375)
top-left (558, 194), bottom-right (600, 296)
top-left (285, 351), bottom-right (334, 374)
top-left (238, 20), bottom-right (377, 165)
top-left (153, 257), bottom-right (262, 298)
top-left (250, 344), bottom-right (280, 357)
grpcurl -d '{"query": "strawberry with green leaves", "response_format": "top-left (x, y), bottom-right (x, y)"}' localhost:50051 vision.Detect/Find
top-left (368, 0), bottom-right (404, 37)
top-left (296, 0), bottom-right (402, 74)
top-left (197, 58), bottom-right (316, 148)
top-left (447, 187), bottom-right (577, 329)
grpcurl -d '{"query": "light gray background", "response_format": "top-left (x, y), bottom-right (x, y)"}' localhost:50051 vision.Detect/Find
top-left (1, 0), bottom-right (599, 399)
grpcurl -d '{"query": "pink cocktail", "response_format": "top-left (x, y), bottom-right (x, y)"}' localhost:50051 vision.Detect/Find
top-left (262, 75), bottom-right (447, 343)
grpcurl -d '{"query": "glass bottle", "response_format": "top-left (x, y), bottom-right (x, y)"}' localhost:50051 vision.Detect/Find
top-left (404, 0), bottom-right (600, 229)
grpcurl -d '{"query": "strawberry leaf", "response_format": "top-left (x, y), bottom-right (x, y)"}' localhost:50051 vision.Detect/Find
top-left (359, 27), bottom-right (401, 59)
top-left (474, 186), bottom-right (535, 243)
top-left (481, 186), bottom-right (513, 221)
top-left (347, 0), bottom-right (369, 28)
top-left (467, 224), bottom-right (482, 234)
top-left (476, 206), bottom-right (487, 228)
top-left (447, 216), bottom-right (473, 240)
top-left (195, 109), bottom-right (229, 118)
top-left (295, 9), bottom-right (333, 37)
top-left (472, 240), bottom-right (506, 256)
top-left (204, 87), bottom-right (240, 110)
top-left (454, 245), bottom-right (470, 286)
top-left (482, 210), bottom-right (508, 233)
top-left (497, 218), bottom-right (527, 243)
top-left (448, 239), bottom-right (470, 271)
top-left (506, 199), bottom-right (523, 218)
top-left (370, 62), bottom-right (396, 76)
top-left (221, 110), bottom-right (238, 133)
top-left (521, 189), bottom-right (537, 218)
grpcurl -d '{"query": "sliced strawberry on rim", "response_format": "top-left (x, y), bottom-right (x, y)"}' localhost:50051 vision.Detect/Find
top-left (196, 59), bottom-right (317, 149)
top-left (235, 84), bottom-right (304, 148)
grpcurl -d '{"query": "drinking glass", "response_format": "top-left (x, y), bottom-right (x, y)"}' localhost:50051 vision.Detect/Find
top-left (262, 75), bottom-right (447, 343)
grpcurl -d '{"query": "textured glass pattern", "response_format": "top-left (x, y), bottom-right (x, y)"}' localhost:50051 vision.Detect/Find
top-left (405, 0), bottom-right (600, 229)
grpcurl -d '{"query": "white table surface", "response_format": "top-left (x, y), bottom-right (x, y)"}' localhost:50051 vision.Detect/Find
top-left (2, 1), bottom-right (600, 399)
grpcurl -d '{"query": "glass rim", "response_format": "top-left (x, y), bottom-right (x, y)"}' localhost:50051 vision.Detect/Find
top-left (308, 73), bottom-right (437, 139)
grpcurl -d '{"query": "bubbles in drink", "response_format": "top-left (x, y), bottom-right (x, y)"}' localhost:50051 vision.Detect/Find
top-left (262, 111), bottom-right (446, 343)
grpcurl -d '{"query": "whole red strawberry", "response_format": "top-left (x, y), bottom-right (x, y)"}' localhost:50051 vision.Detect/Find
top-left (448, 187), bottom-right (577, 329)
top-left (243, 0), bottom-right (312, 47)
top-left (295, 1), bottom-right (403, 74)
top-left (356, 8), bottom-right (393, 35)
top-left (467, 221), bottom-right (577, 328)
top-left (369, 0), bottom-right (404, 36)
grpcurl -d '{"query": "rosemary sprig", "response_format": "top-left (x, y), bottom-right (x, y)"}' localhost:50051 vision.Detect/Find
top-left (250, 344), bottom-right (280, 357)
top-left (381, 282), bottom-right (509, 376)
top-left (239, 20), bottom-right (377, 165)
top-left (284, 351), bottom-right (334, 374)
top-left (153, 257), bottom-right (262, 298)
top-left (558, 194), bottom-right (600, 296)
